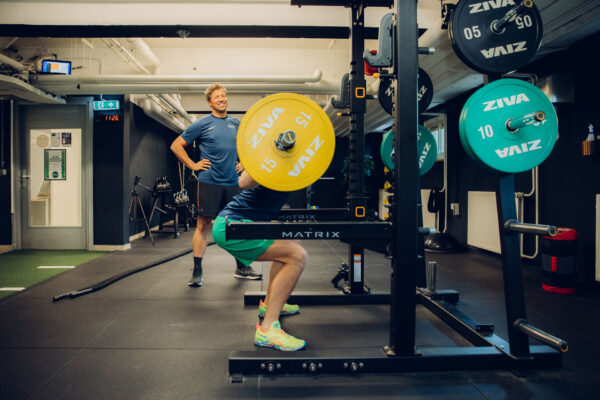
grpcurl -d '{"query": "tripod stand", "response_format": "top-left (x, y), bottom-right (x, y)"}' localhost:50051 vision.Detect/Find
top-left (128, 176), bottom-right (155, 246)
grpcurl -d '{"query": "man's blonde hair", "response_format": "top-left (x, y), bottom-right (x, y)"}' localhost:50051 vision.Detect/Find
top-left (205, 83), bottom-right (227, 102)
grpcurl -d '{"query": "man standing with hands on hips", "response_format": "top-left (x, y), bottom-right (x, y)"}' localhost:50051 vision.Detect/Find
top-left (170, 83), bottom-right (263, 286)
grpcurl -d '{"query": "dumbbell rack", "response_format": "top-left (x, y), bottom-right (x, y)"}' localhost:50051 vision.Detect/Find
top-left (228, 0), bottom-right (564, 377)
top-left (146, 188), bottom-right (190, 239)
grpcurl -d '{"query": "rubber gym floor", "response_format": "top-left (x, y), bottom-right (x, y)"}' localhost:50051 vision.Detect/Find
top-left (1, 230), bottom-right (599, 400)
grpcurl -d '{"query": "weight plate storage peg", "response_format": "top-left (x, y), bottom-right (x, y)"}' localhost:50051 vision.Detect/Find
top-left (459, 78), bottom-right (558, 174)
top-left (380, 125), bottom-right (438, 175)
top-left (237, 93), bottom-right (335, 192)
top-left (378, 67), bottom-right (434, 115)
top-left (449, 0), bottom-right (543, 74)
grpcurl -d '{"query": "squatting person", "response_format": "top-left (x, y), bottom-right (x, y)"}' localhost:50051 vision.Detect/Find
top-left (212, 169), bottom-right (306, 351)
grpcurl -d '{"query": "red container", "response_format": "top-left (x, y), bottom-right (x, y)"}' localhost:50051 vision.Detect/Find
top-left (541, 227), bottom-right (578, 294)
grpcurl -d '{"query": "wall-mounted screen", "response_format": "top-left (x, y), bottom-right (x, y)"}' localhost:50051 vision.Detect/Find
top-left (41, 60), bottom-right (71, 75)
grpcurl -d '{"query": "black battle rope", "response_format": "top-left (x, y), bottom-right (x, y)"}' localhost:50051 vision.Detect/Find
top-left (52, 242), bottom-right (215, 302)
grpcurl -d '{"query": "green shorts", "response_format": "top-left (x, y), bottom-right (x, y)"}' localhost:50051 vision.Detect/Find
top-left (212, 216), bottom-right (274, 267)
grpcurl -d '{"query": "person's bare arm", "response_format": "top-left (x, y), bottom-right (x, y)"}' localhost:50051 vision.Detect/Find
top-left (170, 136), bottom-right (211, 171)
top-left (235, 161), bottom-right (244, 174)
top-left (238, 170), bottom-right (259, 190)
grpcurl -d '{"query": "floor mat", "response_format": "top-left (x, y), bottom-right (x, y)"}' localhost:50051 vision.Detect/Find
top-left (0, 249), bottom-right (107, 299)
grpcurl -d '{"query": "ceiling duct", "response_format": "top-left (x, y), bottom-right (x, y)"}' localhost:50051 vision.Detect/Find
top-left (0, 53), bottom-right (26, 72)
top-left (125, 38), bottom-right (161, 74)
top-left (33, 70), bottom-right (323, 85)
top-left (30, 80), bottom-right (340, 96)
top-left (135, 97), bottom-right (186, 133)
top-left (158, 93), bottom-right (195, 124)
top-left (0, 75), bottom-right (65, 104)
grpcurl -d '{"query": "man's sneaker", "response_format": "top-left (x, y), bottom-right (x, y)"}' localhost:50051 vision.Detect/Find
top-left (254, 321), bottom-right (306, 351)
top-left (234, 265), bottom-right (263, 280)
top-left (188, 265), bottom-right (203, 287)
top-left (258, 299), bottom-right (300, 318)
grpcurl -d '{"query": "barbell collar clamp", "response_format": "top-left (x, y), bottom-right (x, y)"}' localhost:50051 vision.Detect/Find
top-left (503, 219), bottom-right (558, 237)
top-left (336, 112), bottom-right (351, 117)
top-left (418, 47), bottom-right (436, 55)
top-left (506, 111), bottom-right (545, 132)
top-left (492, 0), bottom-right (534, 34)
top-left (274, 130), bottom-right (296, 151)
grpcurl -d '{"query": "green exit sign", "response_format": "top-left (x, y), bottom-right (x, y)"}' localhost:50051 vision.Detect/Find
top-left (93, 100), bottom-right (120, 110)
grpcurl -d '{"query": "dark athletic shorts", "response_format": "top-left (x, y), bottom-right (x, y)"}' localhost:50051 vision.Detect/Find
top-left (196, 181), bottom-right (240, 218)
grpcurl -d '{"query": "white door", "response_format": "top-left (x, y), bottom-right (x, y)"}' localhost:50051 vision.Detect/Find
top-left (18, 104), bottom-right (90, 249)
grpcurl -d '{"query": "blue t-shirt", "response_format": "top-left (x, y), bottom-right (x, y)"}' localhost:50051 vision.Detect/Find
top-left (219, 186), bottom-right (289, 222)
top-left (180, 114), bottom-right (240, 185)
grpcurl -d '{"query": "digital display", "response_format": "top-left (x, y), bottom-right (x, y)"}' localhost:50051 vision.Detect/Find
top-left (104, 114), bottom-right (120, 122)
top-left (41, 60), bottom-right (71, 75)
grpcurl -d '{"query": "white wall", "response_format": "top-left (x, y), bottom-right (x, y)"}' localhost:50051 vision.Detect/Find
top-left (467, 191), bottom-right (501, 254)
top-left (467, 191), bottom-right (523, 254)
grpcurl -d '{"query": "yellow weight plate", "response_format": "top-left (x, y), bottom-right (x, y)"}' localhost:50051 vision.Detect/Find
top-left (237, 93), bottom-right (335, 192)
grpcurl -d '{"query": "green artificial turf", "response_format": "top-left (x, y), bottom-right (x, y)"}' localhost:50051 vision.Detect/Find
top-left (0, 250), bottom-right (106, 299)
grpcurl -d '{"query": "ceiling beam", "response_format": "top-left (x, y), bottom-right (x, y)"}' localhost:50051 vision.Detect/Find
top-left (0, 24), bottom-right (383, 39)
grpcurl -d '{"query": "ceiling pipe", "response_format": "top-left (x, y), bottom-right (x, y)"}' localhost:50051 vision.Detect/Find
top-left (0, 53), bottom-right (27, 72)
top-left (148, 94), bottom-right (178, 115)
top-left (2, 37), bottom-right (18, 50)
top-left (146, 94), bottom-right (190, 127)
top-left (34, 70), bottom-right (324, 84)
top-left (33, 70), bottom-right (325, 125)
top-left (137, 98), bottom-right (186, 133)
top-left (158, 93), bottom-right (195, 124)
top-left (102, 38), bottom-right (159, 75)
top-left (102, 38), bottom-right (152, 75)
top-left (32, 81), bottom-right (340, 95)
top-left (125, 38), bottom-right (160, 74)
